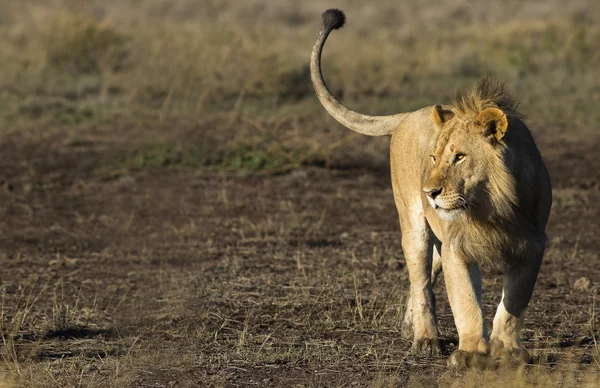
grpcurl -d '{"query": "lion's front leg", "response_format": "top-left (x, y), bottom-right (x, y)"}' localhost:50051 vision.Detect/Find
top-left (490, 253), bottom-right (543, 365)
top-left (443, 246), bottom-right (491, 369)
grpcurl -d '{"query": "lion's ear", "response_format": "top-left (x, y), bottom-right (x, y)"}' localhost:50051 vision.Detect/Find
top-left (431, 105), bottom-right (455, 128)
top-left (477, 107), bottom-right (508, 143)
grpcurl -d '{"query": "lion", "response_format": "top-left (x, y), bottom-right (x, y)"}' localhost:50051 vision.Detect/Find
top-left (310, 9), bottom-right (552, 368)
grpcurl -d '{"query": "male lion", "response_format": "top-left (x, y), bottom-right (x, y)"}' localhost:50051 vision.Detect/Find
top-left (310, 9), bottom-right (551, 368)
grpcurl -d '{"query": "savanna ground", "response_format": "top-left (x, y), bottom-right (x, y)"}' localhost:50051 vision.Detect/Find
top-left (0, 0), bottom-right (599, 386)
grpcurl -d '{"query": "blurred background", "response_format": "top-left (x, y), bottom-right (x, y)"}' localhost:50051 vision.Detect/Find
top-left (1, 0), bottom-right (599, 172)
top-left (1, 1), bottom-right (599, 386)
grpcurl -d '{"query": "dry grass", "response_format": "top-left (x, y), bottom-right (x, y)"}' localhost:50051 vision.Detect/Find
top-left (0, 0), bottom-right (599, 386)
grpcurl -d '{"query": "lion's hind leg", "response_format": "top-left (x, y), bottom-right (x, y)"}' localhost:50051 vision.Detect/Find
top-left (400, 217), bottom-right (441, 356)
top-left (402, 242), bottom-right (442, 343)
top-left (490, 253), bottom-right (543, 366)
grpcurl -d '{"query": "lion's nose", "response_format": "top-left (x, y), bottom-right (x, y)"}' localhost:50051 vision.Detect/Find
top-left (424, 187), bottom-right (442, 199)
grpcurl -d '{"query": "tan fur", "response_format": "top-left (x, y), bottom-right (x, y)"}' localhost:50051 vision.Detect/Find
top-left (311, 10), bottom-right (552, 366)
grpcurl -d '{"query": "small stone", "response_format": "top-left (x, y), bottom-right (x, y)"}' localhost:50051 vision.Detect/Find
top-left (573, 277), bottom-right (592, 291)
top-left (117, 175), bottom-right (136, 189)
top-left (290, 169), bottom-right (308, 181)
top-left (340, 232), bottom-right (349, 239)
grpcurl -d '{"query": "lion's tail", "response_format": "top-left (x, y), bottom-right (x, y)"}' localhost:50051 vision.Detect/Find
top-left (310, 9), bottom-right (413, 136)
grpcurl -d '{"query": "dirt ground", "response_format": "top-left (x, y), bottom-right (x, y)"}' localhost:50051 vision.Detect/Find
top-left (0, 125), bottom-right (598, 386)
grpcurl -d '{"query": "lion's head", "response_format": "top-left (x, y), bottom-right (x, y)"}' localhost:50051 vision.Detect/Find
top-left (422, 78), bottom-right (520, 222)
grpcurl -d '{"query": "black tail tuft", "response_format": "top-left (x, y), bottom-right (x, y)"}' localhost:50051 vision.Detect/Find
top-left (321, 9), bottom-right (345, 30)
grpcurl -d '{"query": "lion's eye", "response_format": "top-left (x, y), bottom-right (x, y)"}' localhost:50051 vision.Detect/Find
top-left (455, 153), bottom-right (465, 163)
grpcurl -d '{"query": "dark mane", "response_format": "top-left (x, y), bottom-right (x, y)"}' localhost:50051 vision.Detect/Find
top-left (452, 76), bottom-right (523, 119)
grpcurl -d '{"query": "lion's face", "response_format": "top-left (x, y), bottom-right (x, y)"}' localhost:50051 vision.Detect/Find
top-left (423, 107), bottom-right (509, 220)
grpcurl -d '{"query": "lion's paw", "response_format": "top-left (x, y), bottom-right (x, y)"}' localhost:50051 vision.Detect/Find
top-left (447, 350), bottom-right (493, 370)
top-left (410, 338), bottom-right (441, 357)
top-left (490, 339), bottom-right (531, 366)
top-left (493, 347), bottom-right (531, 366)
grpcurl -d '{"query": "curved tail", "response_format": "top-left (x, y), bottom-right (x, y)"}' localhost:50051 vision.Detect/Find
top-left (310, 9), bottom-right (411, 136)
